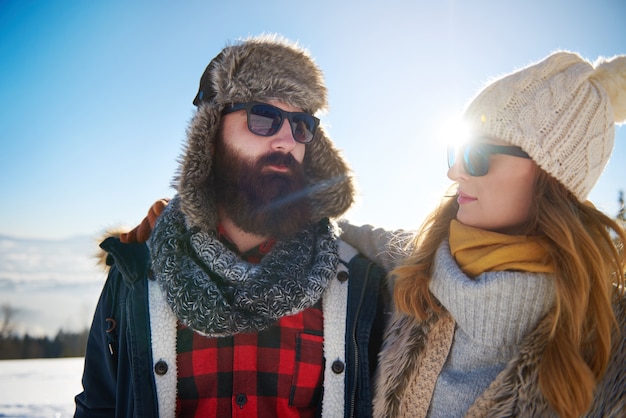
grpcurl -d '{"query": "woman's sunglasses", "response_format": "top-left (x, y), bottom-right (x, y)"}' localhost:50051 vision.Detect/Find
top-left (447, 142), bottom-right (531, 176)
top-left (222, 102), bottom-right (320, 144)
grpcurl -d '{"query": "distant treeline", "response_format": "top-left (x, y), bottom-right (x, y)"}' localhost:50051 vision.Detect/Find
top-left (0, 329), bottom-right (88, 359)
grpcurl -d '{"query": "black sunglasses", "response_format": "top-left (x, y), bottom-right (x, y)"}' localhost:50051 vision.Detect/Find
top-left (222, 102), bottom-right (320, 144)
top-left (447, 142), bottom-right (531, 176)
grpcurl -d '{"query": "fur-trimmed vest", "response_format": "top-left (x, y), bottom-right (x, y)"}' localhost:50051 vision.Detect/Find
top-left (339, 221), bottom-right (626, 417)
top-left (373, 292), bottom-right (626, 418)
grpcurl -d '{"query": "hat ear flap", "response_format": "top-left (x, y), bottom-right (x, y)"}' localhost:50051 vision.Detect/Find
top-left (304, 126), bottom-right (356, 219)
top-left (176, 104), bottom-right (221, 232)
top-left (193, 49), bottom-right (229, 107)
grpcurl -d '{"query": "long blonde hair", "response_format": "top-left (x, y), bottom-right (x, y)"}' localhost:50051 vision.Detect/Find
top-left (393, 170), bottom-right (625, 417)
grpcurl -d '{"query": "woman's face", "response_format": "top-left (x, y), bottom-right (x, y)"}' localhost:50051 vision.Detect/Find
top-left (447, 140), bottom-right (537, 235)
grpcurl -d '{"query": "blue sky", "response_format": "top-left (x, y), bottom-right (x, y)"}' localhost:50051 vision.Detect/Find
top-left (1, 0), bottom-right (625, 240)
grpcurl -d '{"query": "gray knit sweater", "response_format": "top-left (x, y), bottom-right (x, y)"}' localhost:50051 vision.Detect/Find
top-left (427, 241), bottom-right (555, 417)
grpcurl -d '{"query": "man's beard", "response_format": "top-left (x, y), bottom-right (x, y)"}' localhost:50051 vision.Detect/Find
top-left (212, 138), bottom-right (312, 239)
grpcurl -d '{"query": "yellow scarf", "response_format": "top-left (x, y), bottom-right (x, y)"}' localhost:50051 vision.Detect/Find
top-left (449, 220), bottom-right (554, 277)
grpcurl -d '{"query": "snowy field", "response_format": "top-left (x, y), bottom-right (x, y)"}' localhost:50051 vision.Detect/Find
top-left (0, 357), bottom-right (83, 417)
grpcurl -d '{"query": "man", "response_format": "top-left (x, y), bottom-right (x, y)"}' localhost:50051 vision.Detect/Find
top-left (75, 34), bottom-right (389, 417)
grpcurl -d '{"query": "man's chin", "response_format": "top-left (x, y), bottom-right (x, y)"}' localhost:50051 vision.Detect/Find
top-left (243, 197), bottom-right (312, 239)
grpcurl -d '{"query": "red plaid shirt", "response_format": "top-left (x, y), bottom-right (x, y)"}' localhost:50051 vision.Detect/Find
top-left (175, 226), bottom-right (325, 417)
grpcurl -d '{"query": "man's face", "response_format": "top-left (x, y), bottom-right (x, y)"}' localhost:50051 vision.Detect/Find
top-left (213, 100), bottom-right (312, 239)
top-left (220, 99), bottom-right (307, 166)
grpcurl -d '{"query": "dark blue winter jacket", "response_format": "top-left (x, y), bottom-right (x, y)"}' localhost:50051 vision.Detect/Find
top-left (74, 237), bottom-right (389, 417)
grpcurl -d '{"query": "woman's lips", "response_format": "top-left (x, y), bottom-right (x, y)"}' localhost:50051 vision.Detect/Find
top-left (457, 190), bottom-right (477, 204)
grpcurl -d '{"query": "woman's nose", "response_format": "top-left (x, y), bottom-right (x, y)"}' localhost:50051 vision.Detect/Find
top-left (447, 158), bottom-right (468, 181)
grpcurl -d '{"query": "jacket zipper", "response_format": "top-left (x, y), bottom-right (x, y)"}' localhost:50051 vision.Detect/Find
top-left (349, 262), bottom-right (372, 417)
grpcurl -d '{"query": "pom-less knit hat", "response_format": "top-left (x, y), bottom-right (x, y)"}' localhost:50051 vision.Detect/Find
top-left (175, 34), bottom-right (356, 234)
top-left (463, 51), bottom-right (626, 201)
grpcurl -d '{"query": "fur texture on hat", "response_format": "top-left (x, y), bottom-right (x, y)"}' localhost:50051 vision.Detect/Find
top-left (463, 51), bottom-right (626, 201)
top-left (176, 34), bottom-right (356, 234)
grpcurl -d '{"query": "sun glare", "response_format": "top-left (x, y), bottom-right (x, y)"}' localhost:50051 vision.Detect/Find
top-left (437, 116), bottom-right (471, 151)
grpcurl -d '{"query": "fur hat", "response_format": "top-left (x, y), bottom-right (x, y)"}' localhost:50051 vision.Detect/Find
top-left (463, 51), bottom-right (626, 201)
top-left (176, 34), bottom-right (356, 233)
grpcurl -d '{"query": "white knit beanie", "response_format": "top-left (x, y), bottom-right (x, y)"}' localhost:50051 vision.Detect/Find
top-left (463, 51), bottom-right (626, 201)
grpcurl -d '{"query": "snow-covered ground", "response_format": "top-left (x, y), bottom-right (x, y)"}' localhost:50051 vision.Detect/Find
top-left (0, 357), bottom-right (84, 417)
top-left (0, 236), bottom-right (104, 417)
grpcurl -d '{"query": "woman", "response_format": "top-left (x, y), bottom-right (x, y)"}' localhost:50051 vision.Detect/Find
top-left (341, 51), bottom-right (626, 417)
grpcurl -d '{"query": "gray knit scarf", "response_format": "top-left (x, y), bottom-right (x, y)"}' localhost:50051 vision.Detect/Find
top-left (149, 197), bottom-right (338, 337)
